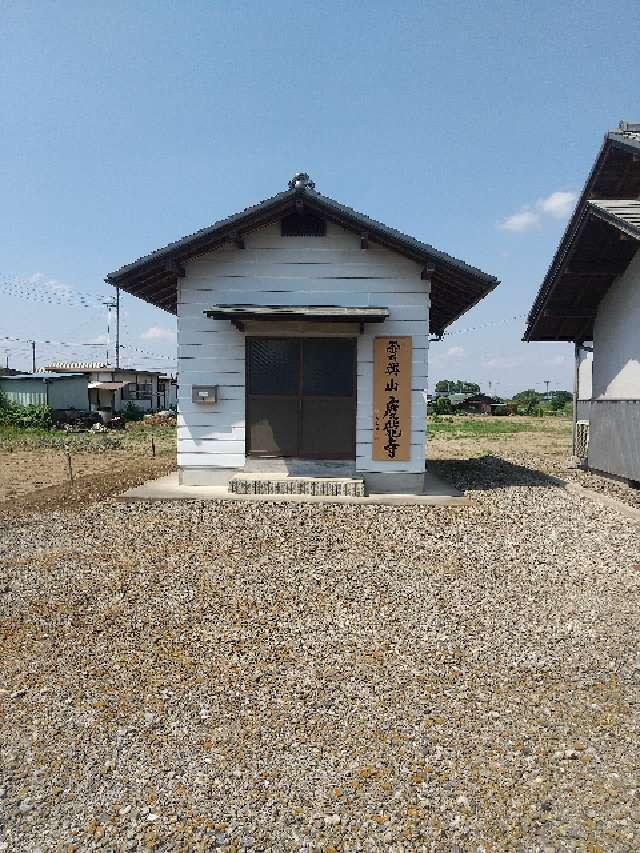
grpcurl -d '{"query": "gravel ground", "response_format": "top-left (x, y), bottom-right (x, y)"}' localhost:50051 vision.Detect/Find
top-left (1, 456), bottom-right (639, 851)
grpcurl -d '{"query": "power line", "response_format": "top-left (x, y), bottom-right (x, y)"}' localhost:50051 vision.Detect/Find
top-left (435, 314), bottom-right (527, 338)
top-left (0, 334), bottom-right (175, 362)
top-left (0, 273), bottom-right (109, 309)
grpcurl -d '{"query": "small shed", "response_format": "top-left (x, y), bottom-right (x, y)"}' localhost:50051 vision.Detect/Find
top-left (454, 393), bottom-right (495, 415)
top-left (107, 172), bottom-right (498, 494)
top-left (0, 372), bottom-right (89, 410)
top-left (45, 363), bottom-right (174, 415)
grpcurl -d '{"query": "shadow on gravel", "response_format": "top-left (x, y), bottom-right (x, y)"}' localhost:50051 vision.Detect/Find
top-left (430, 454), bottom-right (566, 492)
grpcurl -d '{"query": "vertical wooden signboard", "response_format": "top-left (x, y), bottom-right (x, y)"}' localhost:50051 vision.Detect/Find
top-left (373, 336), bottom-right (412, 461)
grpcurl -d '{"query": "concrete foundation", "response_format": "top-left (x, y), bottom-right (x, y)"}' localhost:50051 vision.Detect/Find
top-left (362, 472), bottom-right (425, 494)
top-left (180, 464), bottom-right (425, 495)
top-left (179, 467), bottom-right (239, 486)
top-left (120, 471), bottom-right (466, 506)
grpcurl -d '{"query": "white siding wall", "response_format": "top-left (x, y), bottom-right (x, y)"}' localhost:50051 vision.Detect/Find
top-left (592, 249), bottom-right (640, 400)
top-left (177, 221), bottom-right (428, 473)
top-left (577, 346), bottom-right (593, 401)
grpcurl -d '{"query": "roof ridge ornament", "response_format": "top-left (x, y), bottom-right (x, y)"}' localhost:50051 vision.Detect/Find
top-left (288, 172), bottom-right (315, 191)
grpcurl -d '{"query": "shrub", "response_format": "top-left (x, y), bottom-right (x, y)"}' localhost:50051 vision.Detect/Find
top-left (123, 401), bottom-right (145, 421)
top-left (0, 402), bottom-right (54, 429)
top-left (434, 396), bottom-right (453, 416)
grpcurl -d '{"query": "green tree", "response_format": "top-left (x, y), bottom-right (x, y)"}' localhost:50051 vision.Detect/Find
top-left (513, 389), bottom-right (543, 403)
top-left (435, 379), bottom-right (480, 394)
top-left (434, 396), bottom-right (453, 415)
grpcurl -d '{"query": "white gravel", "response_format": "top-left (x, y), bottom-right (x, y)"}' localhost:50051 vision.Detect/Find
top-left (1, 455), bottom-right (639, 851)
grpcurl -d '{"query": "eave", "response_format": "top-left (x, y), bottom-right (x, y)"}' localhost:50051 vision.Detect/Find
top-left (106, 184), bottom-right (499, 335)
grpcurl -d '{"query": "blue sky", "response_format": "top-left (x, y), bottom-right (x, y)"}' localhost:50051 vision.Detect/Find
top-left (1, 0), bottom-right (638, 394)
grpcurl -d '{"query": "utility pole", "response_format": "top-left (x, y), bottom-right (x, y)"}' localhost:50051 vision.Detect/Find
top-left (115, 286), bottom-right (120, 368)
top-left (31, 340), bottom-right (36, 373)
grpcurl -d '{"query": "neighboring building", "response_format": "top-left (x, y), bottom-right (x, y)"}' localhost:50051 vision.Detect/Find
top-left (0, 372), bottom-right (89, 410)
top-left (106, 172), bottom-right (497, 493)
top-left (524, 121), bottom-right (640, 484)
top-left (158, 375), bottom-right (177, 409)
top-left (44, 363), bottom-right (175, 416)
top-left (454, 393), bottom-right (496, 415)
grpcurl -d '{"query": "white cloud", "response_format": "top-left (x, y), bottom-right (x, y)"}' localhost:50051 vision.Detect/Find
top-left (141, 326), bottom-right (176, 341)
top-left (537, 190), bottom-right (577, 219)
top-left (498, 208), bottom-right (540, 233)
top-left (498, 189), bottom-right (578, 234)
top-left (27, 272), bottom-right (73, 301)
top-left (87, 334), bottom-right (108, 345)
top-left (447, 346), bottom-right (465, 358)
top-left (545, 354), bottom-right (568, 367)
top-left (483, 356), bottom-right (522, 370)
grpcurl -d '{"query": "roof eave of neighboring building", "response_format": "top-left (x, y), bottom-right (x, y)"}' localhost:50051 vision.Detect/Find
top-left (589, 199), bottom-right (640, 242)
top-left (523, 127), bottom-right (640, 342)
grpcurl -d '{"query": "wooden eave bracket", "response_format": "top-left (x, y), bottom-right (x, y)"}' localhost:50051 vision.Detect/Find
top-left (226, 231), bottom-right (245, 249)
top-left (360, 232), bottom-right (369, 250)
top-left (165, 260), bottom-right (185, 278)
top-left (421, 265), bottom-right (436, 281)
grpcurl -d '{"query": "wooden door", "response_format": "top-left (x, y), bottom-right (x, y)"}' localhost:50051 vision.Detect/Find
top-left (246, 337), bottom-right (356, 458)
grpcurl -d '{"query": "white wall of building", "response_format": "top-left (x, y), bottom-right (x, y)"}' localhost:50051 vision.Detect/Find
top-left (577, 345), bottom-right (593, 400)
top-left (177, 220), bottom-right (429, 476)
top-left (592, 248), bottom-right (640, 400)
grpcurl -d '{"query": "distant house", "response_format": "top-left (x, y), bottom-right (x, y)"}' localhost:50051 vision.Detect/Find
top-left (454, 393), bottom-right (495, 415)
top-left (524, 121), bottom-right (640, 485)
top-left (44, 363), bottom-right (176, 416)
top-left (0, 372), bottom-right (89, 410)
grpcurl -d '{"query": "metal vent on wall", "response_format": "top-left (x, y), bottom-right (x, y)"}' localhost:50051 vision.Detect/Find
top-left (575, 420), bottom-right (590, 459)
top-left (280, 211), bottom-right (326, 236)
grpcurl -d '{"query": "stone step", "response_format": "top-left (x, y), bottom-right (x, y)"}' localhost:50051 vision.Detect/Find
top-left (229, 474), bottom-right (365, 497)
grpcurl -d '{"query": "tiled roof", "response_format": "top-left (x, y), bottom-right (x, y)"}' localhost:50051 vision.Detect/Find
top-left (524, 122), bottom-right (640, 341)
top-left (44, 362), bottom-right (107, 370)
top-left (609, 121), bottom-right (640, 146)
top-left (107, 186), bottom-right (496, 285)
top-left (105, 176), bottom-right (499, 334)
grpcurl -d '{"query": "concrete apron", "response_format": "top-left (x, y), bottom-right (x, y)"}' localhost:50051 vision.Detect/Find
top-left (118, 471), bottom-right (468, 507)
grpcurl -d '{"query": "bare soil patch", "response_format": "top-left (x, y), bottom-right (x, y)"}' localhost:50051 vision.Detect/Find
top-left (0, 427), bottom-right (176, 520)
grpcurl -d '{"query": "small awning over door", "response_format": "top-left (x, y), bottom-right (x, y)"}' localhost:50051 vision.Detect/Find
top-left (204, 304), bottom-right (390, 325)
top-left (88, 381), bottom-right (130, 390)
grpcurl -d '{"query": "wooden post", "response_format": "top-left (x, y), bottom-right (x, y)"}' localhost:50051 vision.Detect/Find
top-left (115, 286), bottom-right (120, 368)
top-left (65, 447), bottom-right (74, 483)
top-left (151, 433), bottom-right (156, 458)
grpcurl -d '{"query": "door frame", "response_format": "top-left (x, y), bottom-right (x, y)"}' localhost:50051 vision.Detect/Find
top-left (244, 335), bottom-right (357, 459)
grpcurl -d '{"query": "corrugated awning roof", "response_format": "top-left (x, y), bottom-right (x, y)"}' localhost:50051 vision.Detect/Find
top-left (589, 199), bottom-right (640, 240)
top-left (88, 381), bottom-right (131, 390)
top-left (204, 304), bottom-right (390, 324)
top-left (105, 178), bottom-right (498, 336)
top-left (0, 372), bottom-right (87, 381)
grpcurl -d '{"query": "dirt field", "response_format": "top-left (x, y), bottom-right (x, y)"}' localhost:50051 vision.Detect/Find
top-left (428, 415), bottom-right (572, 464)
top-left (0, 426), bottom-right (176, 520)
top-left (2, 417), bottom-right (638, 520)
